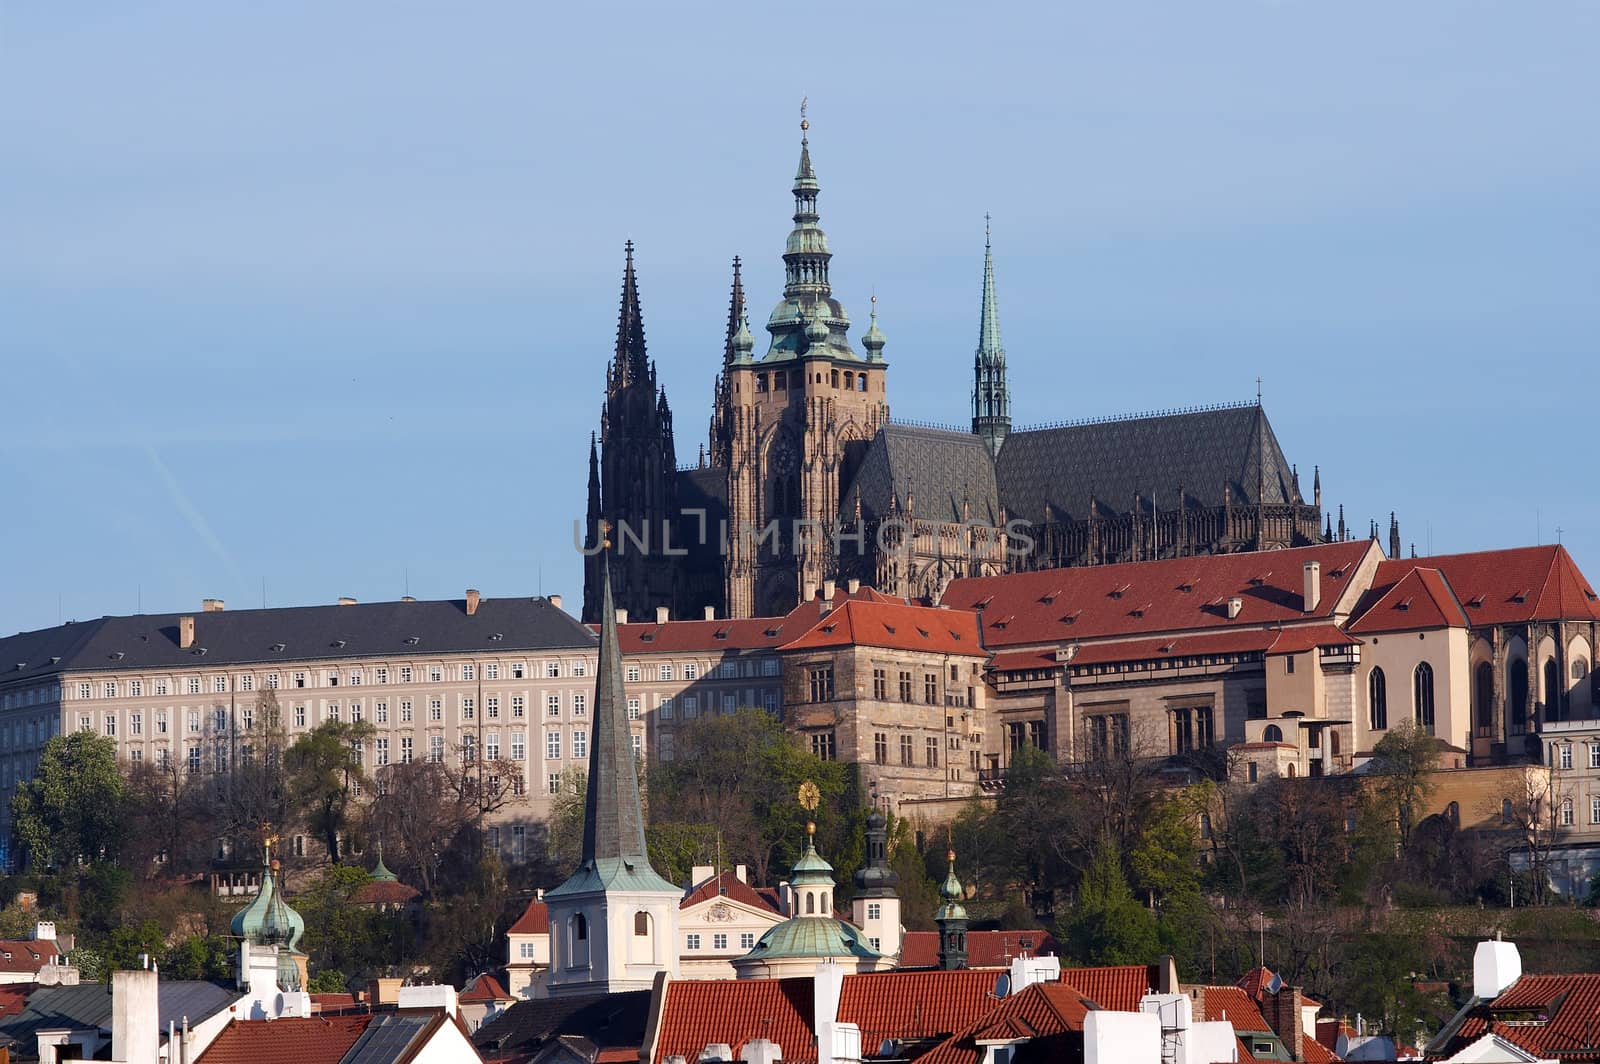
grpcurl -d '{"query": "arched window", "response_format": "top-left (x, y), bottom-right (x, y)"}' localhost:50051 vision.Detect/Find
top-left (1263, 724), bottom-right (1283, 743)
top-left (1502, 798), bottom-right (1514, 824)
top-left (574, 913), bottom-right (588, 941)
top-left (634, 911), bottom-right (650, 937)
top-left (1331, 730), bottom-right (1342, 757)
top-left (806, 892), bottom-right (815, 915)
top-left (1510, 659), bottom-right (1529, 732)
top-left (1414, 662), bottom-right (1435, 728)
top-left (1545, 659), bottom-right (1562, 722)
top-left (1287, 763), bottom-right (1296, 778)
top-left (1369, 668), bottom-right (1388, 731)
top-left (822, 892), bottom-right (831, 914)
top-left (1575, 659), bottom-right (1589, 681)
top-left (1447, 801), bottom-right (1460, 825)
top-left (1475, 662), bottom-right (1495, 731)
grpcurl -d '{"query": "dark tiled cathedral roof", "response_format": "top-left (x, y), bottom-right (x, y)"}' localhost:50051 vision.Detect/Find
top-left (842, 425), bottom-right (1002, 525)
top-left (994, 403), bottom-right (1299, 524)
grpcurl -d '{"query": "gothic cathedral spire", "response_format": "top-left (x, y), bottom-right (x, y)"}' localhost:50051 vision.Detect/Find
top-left (972, 216), bottom-right (1011, 458)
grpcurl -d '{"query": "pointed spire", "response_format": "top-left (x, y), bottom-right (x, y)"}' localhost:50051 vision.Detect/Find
top-left (1337, 504), bottom-right (1346, 541)
top-left (614, 241), bottom-right (648, 385)
top-left (782, 102), bottom-right (832, 300)
top-left (972, 215), bottom-right (1011, 458)
top-left (371, 840), bottom-right (397, 882)
top-left (578, 550), bottom-right (656, 870)
top-left (723, 256), bottom-right (746, 366)
top-left (935, 848), bottom-right (968, 971)
top-left (1389, 513), bottom-right (1401, 559)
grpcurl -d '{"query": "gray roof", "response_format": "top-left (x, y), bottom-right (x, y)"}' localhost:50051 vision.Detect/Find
top-left (0, 980), bottom-right (236, 1046)
top-left (0, 596), bottom-right (597, 686)
top-left (842, 425), bottom-right (1002, 526)
top-left (471, 991), bottom-right (652, 1061)
top-left (995, 403), bottom-right (1300, 524)
top-left (340, 1011), bottom-right (434, 1064)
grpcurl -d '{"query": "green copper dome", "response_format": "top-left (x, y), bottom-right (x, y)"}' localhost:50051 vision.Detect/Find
top-left (935, 851), bottom-right (967, 922)
top-left (231, 861), bottom-right (304, 951)
top-left (861, 299), bottom-right (886, 361)
top-left (790, 827), bottom-right (835, 886)
top-left (745, 916), bottom-right (883, 962)
top-left (370, 842), bottom-right (398, 882)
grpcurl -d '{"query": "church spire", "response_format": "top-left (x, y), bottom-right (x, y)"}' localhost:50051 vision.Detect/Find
top-left (580, 552), bottom-right (656, 868)
top-left (724, 256), bottom-right (746, 365)
top-left (614, 241), bottom-right (649, 386)
top-left (935, 848), bottom-right (969, 970)
top-left (972, 216), bottom-right (1011, 458)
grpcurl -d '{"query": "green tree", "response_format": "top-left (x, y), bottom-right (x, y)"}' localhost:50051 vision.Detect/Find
top-left (1061, 835), bottom-right (1159, 966)
top-left (296, 864), bottom-right (398, 978)
top-left (306, 969), bottom-right (348, 993)
top-left (285, 720), bottom-right (375, 862)
top-left (163, 935), bottom-right (234, 981)
top-left (101, 919), bottom-right (166, 976)
top-left (10, 732), bottom-right (125, 869)
top-left (1366, 722), bottom-right (1438, 851)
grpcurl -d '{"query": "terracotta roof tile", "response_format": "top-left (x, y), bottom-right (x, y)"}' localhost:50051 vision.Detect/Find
top-left (0, 939), bottom-right (60, 974)
top-left (681, 870), bottom-right (780, 914)
top-left (1347, 567), bottom-right (1468, 634)
top-left (897, 930), bottom-right (1060, 969)
top-left (987, 649), bottom-right (1062, 672)
top-left (461, 973), bottom-right (513, 1003)
top-left (195, 1016), bottom-right (373, 1064)
top-left (942, 540), bottom-right (1377, 649)
top-left (1058, 965), bottom-right (1160, 1012)
top-left (1065, 630), bottom-right (1277, 666)
top-left (1361, 545), bottom-right (1600, 629)
top-left (1266, 624), bottom-right (1361, 654)
top-left (508, 897), bottom-right (549, 936)
top-left (915, 983), bottom-right (1091, 1064)
top-left (1198, 987), bottom-right (1272, 1032)
top-left (778, 600), bottom-right (982, 656)
top-left (651, 978), bottom-right (814, 1064)
top-left (839, 969), bottom-right (1012, 1049)
top-left (613, 586), bottom-right (902, 654)
top-left (1434, 972), bottom-right (1600, 1060)
top-left (351, 879), bottom-right (420, 906)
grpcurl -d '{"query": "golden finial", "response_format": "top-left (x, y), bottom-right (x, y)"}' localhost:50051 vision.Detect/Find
top-left (800, 96), bottom-right (809, 132)
top-left (807, 820), bottom-right (817, 837)
top-left (599, 518), bottom-right (612, 551)
top-left (798, 780), bottom-right (820, 811)
top-left (947, 848), bottom-right (956, 864)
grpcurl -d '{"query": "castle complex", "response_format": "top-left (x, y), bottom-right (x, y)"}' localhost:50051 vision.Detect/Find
top-left (583, 115), bottom-right (1327, 623)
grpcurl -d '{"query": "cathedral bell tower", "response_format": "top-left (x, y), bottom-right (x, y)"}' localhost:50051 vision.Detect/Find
top-left (971, 217), bottom-right (1010, 458)
top-left (716, 106), bottom-right (891, 617)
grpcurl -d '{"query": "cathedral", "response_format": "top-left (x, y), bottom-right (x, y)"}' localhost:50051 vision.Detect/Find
top-left (583, 117), bottom-right (1326, 623)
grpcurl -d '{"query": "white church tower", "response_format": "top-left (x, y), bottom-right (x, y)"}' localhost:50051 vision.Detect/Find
top-left (544, 552), bottom-right (681, 997)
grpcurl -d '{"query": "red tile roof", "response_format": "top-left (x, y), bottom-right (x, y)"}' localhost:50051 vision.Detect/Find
top-left (0, 939), bottom-right (60, 974)
top-left (987, 649), bottom-right (1062, 672)
top-left (897, 930), bottom-right (1060, 969)
top-left (1058, 965), bottom-right (1161, 1012)
top-left (839, 969), bottom-right (1015, 1050)
top-left (681, 870), bottom-right (781, 914)
top-left (778, 600), bottom-right (983, 656)
top-left (613, 586), bottom-right (904, 654)
top-left (916, 982), bottom-right (1092, 1064)
top-left (1362, 545), bottom-right (1600, 628)
top-left (0, 983), bottom-right (34, 1020)
top-left (507, 897), bottom-right (549, 935)
top-left (1065, 629), bottom-right (1278, 666)
top-left (1347, 566), bottom-right (1469, 634)
top-left (195, 1016), bottom-right (373, 1064)
top-left (308, 993), bottom-right (360, 1013)
top-left (651, 978), bottom-right (814, 1064)
top-left (461, 973), bottom-right (513, 1003)
top-left (1198, 987), bottom-right (1272, 1032)
top-left (941, 540), bottom-right (1377, 648)
top-left (1434, 972), bottom-right (1600, 1060)
top-left (1266, 624), bottom-right (1361, 654)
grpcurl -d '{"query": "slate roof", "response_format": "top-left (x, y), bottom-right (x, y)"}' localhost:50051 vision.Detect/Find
top-left (0, 596), bottom-right (595, 685)
top-left (941, 539), bottom-right (1376, 649)
top-left (842, 425), bottom-right (1003, 525)
top-left (0, 980), bottom-right (237, 1047)
top-left (995, 403), bottom-right (1300, 523)
top-left (473, 991), bottom-right (652, 1064)
top-left (195, 1016), bottom-right (373, 1064)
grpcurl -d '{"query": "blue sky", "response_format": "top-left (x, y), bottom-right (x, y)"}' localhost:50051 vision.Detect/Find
top-left (2, 1), bottom-right (1597, 634)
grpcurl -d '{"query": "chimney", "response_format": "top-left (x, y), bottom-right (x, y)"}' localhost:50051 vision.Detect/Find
top-left (704, 605), bottom-right (716, 621)
top-left (32, 920), bottom-right (55, 942)
top-left (178, 616), bottom-right (195, 649)
top-left (112, 969), bottom-right (159, 1064)
top-left (822, 579), bottom-right (836, 602)
top-left (735, 863), bottom-right (748, 883)
top-left (397, 983), bottom-right (458, 1017)
top-left (202, 598), bottom-right (225, 613)
top-left (691, 865), bottom-right (714, 886)
top-left (465, 589), bottom-right (480, 616)
top-left (616, 608), bottom-right (629, 624)
top-left (804, 581), bottom-right (818, 603)
top-left (655, 605), bottom-right (670, 625)
top-left (1474, 938), bottom-right (1523, 1000)
top-left (1226, 597), bottom-right (1243, 620)
top-left (1261, 986), bottom-right (1305, 1062)
top-left (549, 594), bottom-right (563, 610)
top-left (1303, 561), bottom-right (1321, 613)
top-left (846, 578), bottom-right (860, 595)
top-left (337, 596), bottom-right (357, 606)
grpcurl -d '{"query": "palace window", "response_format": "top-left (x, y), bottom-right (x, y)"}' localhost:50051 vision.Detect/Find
top-left (1369, 668), bottom-right (1389, 731)
top-left (873, 668), bottom-right (887, 700)
top-left (898, 671), bottom-right (913, 702)
top-left (925, 737), bottom-right (939, 768)
top-left (811, 730), bottom-right (836, 761)
top-left (1171, 707), bottom-right (1213, 755)
top-left (1414, 662), bottom-right (1435, 728)
top-left (808, 667), bottom-right (834, 703)
top-left (924, 673), bottom-right (938, 705)
top-left (572, 729), bottom-right (588, 760)
top-left (874, 732), bottom-right (887, 765)
top-left (900, 734), bottom-right (914, 766)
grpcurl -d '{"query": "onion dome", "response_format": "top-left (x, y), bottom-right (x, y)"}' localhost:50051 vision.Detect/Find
top-left (936, 850), bottom-right (967, 923)
top-left (861, 296), bottom-right (886, 362)
top-left (732, 313), bottom-right (755, 363)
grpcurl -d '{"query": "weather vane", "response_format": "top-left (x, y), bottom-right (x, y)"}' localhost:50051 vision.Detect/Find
top-left (800, 96), bottom-right (808, 132)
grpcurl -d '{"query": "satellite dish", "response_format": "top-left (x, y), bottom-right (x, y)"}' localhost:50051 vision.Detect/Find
top-left (993, 973), bottom-right (1011, 999)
